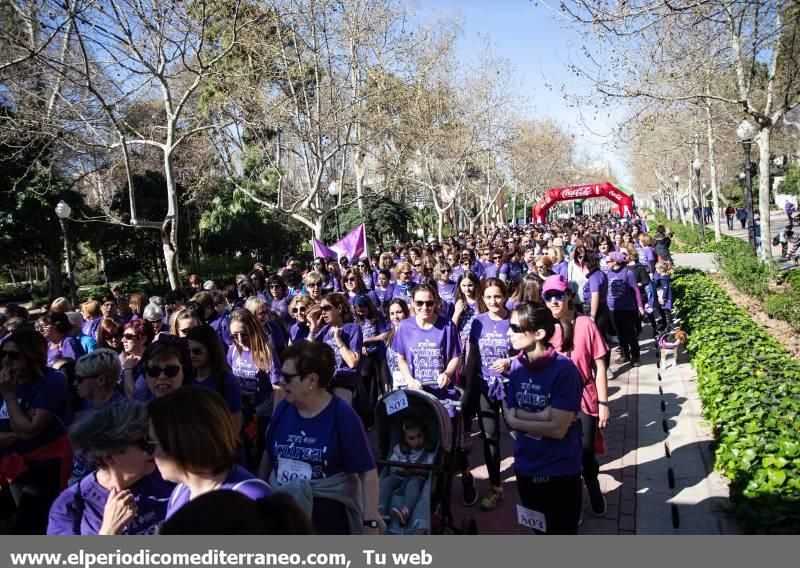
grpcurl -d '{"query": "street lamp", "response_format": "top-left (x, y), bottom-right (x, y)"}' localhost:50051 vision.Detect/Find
top-left (736, 119), bottom-right (757, 252)
top-left (54, 200), bottom-right (78, 308)
top-left (327, 181), bottom-right (341, 240)
top-left (692, 158), bottom-right (705, 244)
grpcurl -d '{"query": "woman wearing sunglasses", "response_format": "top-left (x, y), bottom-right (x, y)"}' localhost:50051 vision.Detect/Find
top-left (308, 293), bottom-right (362, 406)
top-left (37, 311), bottom-right (85, 367)
top-left (47, 399), bottom-right (172, 535)
top-left (541, 275), bottom-right (609, 518)
top-left (434, 262), bottom-right (456, 318)
top-left (502, 303), bottom-right (583, 534)
top-left (287, 295), bottom-right (314, 343)
top-left (186, 326), bottom-right (242, 435)
top-left (0, 329), bottom-right (71, 533)
top-left (96, 318), bottom-right (124, 353)
top-left (342, 268), bottom-right (381, 310)
top-left (228, 309), bottom-right (282, 470)
top-left (136, 337), bottom-right (192, 401)
top-left (120, 320), bottom-right (155, 400)
top-left (384, 261), bottom-right (414, 303)
top-left (150, 388), bottom-right (271, 520)
top-left (482, 248), bottom-right (510, 282)
top-left (354, 259), bottom-right (375, 290)
top-left (383, 298), bottom-right (410, 389)
top-left (69, 349), bottom-right (127, 483)
top-left (303, 271), bottom-right (325, 302)
top-left (267, 275), bottom-right (292, 328)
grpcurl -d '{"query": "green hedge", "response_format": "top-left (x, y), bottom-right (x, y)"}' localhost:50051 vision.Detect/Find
top-left (673, 268), bottom-right (800, 533)
top-left (712, 237), bottom-right (774, 300)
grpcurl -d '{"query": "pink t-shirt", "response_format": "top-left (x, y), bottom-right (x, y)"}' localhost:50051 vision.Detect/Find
top-left (550, 314), bottom-right (608, 416)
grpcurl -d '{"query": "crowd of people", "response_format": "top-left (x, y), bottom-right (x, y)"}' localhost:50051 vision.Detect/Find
top-left (0, 212), bottom-right (675, 535)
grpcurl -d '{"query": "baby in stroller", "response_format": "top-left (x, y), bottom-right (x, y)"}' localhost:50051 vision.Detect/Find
top-left (379, 418), bottom-right (435, 526)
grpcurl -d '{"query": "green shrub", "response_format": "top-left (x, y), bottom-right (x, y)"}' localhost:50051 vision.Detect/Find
top-left (763, 294), bottom-right (800, 328)
top-left (78, 286), bottom-right (113, 303)
top-left (713, 238), bottom-right (773, 299)
top-left (673, 268), bottom-right (800, 533)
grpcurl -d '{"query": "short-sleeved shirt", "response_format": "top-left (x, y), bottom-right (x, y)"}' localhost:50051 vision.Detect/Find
top-left (47, 337), bottom-right (84, 366)
top-left (48, 471), bottom-right (172, 535)
top-left (468, 313), bottom-right (511, 385)
top-left (313, 323), bottom-right (363, 385)
top-left (70, 391), bottom-right (127, 482)
top-left (582, 269), bottom-right (608, 308)
top-left (267, 396), bottom-right (375, 483)
top-left (391, 316), bottom-right (460, 387)
top-left (289, 322), bottom-right (310, 343)
top-left (550, 314), bottom-right (608, 416)
top-left (358, 315), bottom-right (389, 355)
top-left (192, 372), bottom-right (244, 414)
top-left (455, 301), bottom-right (480, 350)
top-left (227, 346), bottom-right (280, 406)
top-left (165, 465), bottom-right (272, 519)
top-left (506, 352), bottom-right (583, 477)
top-left (606, 266), bottom-right (640, 311)
top-left (0, 368), bottom-right (70, 456)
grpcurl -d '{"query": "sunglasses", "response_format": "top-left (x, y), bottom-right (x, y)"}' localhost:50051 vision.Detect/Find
top-left (291, 307), bottom-right (307, 314)
top-left (509, 323), bottom-right (524, 333)
top-left (492, 256), bottom-right (502, 260)
top-left (145, 364), bottom-right (182, 378)
top-left (136, 438), bottom-right (157, 455)
top-left (306, 283), bottom-right (321, 288)
top-left (414, 300), bottom-right (435, 308)
top-left (74, 374), bottom-right (98, 384)
top-left (320, 305), bottom-right (334, 312)
top-left (122, 333), bottom-right (139, 340)
top-left (0, 351), bottom-right (21, 361)
top-left (544, 293), bottom-right (565, 302)
top-left (279, 371), bottom-right (306, 384)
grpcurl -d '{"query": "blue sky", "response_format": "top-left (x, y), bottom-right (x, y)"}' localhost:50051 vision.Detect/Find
top-left (422, 0), bottom-right (630, 183)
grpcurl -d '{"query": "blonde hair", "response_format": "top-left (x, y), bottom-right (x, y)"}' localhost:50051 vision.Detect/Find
top-left (229, 309), bottom-right (274, 372)
top-left (81, 300), bottom-right (101, 319)
top-left (656, 260), bottom-right (672, 275)
top-left (170, 307), bottom-right (200, 335)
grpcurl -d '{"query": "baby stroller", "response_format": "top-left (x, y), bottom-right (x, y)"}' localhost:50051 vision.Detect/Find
top-left (375, 388), bottom-right (478, 535)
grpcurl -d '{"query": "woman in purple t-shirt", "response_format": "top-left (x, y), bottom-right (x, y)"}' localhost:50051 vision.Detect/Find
top-left (38, 311), bottom-right (84, 367)
top-left (503, 303), bottom-right (583, 534)
top-left (308, 293), bottom-right (363, 406)
top-left (605, 252), bottom-right (644, 365)
top-left (149, 387), bottom-right (271, 520)
top-left (48, 399), bottom-right (172, 535)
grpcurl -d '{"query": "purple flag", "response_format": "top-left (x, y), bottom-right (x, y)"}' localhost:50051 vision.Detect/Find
top-left (312, 238), bottom-right (337, 259)
top-left (331, 223), bottom-right (368, 260)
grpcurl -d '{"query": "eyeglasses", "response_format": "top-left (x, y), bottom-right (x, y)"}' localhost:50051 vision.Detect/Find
top-left (509, 323), bottom-right (524, 333)
top-left (306, 282), bottom-right (321, 288)
top-left (74, 374), bottom-right (98, 384)
top-left (544, 293), bottom-right (565, 303)
top-left (0, 351), bottom-right (20, 361)
top-left (320, 305), bottom-right (334, 312)
top-left (136, 438), bottom-right (158, 455)
top-left (145, 364), bottom-right (182, 378)
top-left (190, 348), bottom-right (205, 356)
top-left (414, 300), bottom-right (435, 308)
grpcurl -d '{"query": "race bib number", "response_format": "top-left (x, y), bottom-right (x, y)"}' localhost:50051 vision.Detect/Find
top-left (516, 504), bottom-right (547, 533)
top-left (276, 458), bottom-right (313, 485)
top-left (383, 390), bottom-right (409, 416)
top-left (391, 370), bottom-right (407, 388)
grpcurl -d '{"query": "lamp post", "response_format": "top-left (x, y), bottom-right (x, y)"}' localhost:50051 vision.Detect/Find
top-left (736, 120), bottom-right (757, 253)
top-left (672, 175), bottom-right (680, 221)
top-left (327, 181), bottom-right (341, 240)
top-left (693, 158), bottom-right (705, 244)
top-left (55, 200), bottom-right (78, 307)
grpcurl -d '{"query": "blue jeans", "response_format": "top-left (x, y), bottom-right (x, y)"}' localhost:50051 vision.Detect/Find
top-left (380, 474), bottom-right (425, 515)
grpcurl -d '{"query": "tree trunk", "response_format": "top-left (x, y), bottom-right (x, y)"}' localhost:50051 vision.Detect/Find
top-left (756, 128), bottom-right (773, 260)
top-left (163, 147), bottom-right (182, 290)
top-left (705, 102), bottom-right (722, 241)
top-left (47, 256), bottom-right (63, 300)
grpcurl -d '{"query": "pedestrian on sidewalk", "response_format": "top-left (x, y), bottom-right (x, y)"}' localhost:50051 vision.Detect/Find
top-left (725, 205), bottom-right (736, 230)
top-left (503, 304), bottom-right (583, 534)
top-left (542, 276), bottom-right (610, 518)
top-left (605, 252), bottom-right (645, 366)
top-left (736, 206), bottom-right (747, 229)
top-left (785, 200), bottom-right (795, 228)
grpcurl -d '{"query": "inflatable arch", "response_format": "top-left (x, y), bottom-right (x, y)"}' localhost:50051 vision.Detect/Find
top-left (532, 182), bottom-right (635, 224)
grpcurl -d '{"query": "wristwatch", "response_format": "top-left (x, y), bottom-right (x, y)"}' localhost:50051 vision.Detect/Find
top-left (362, 519), bottom-right (380, 528)
top-left (597, 400), bottom-right (609, 407)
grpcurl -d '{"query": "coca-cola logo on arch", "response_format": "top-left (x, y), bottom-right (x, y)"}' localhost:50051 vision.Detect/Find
top-left (558, 187), bottom-right (594, 199)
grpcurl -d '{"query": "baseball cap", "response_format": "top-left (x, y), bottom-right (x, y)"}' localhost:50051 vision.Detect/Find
top-left (541, 275), bottom-right (569, 296)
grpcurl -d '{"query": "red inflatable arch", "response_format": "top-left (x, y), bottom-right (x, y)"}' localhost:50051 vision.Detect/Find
top-left (532, 182), bottom-right (634, 224)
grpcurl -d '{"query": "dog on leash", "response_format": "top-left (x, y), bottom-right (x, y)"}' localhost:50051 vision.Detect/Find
top-left (656, 329), bottom-right (687, 369)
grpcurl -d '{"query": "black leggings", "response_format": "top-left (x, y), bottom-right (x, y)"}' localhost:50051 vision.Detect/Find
top-left (610, 309), bottom-right (640, 359)
top-left (516, 472), bottom-right (582, 534)
top-left (477, 390), bottom-right (503, 487)
top-left (579, 411), bottom-right (599, 486)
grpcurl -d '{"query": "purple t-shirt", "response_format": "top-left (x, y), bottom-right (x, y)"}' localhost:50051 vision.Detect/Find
top-left (208, 312), bottom-right (232, 347)
top-left (482, 263), bottom-right (509, 280)
top-left (553, 261), bottom-right (569, 280)
top-left (455, 300), bottom-right (480, 350)
top-left (386, 282), bottom-right (413, 303)
top-left (437, 282), bottom-right (457, 305)
top-left (358, 314), bottom-right (389, 355)
top-left (0, 368), bottom-right (70, 456)
top-left (468, 313), bottom-right (511, 385)
top-left (508, 262), bottom-right (525, 282)
top-left (652, 272), bottom-right (673, 310)
top-left (313, 323), bottom-right (363, 384)
top-left (48, 471), bottom-right (172, 535)
top-left (266, 396), bottom-right (375, 482)
top-left (270, 297), bottom-right (291, 325)
top-left (227, 346), bottom-right (281, 406)
top-left (391, 316), bottom-right (461, 387)
top-left (47, 337), bottom-right (84, 366)
top-left (606, 266), bottom-right (641, 312)
top-left (582, 269), bottom-right (608, 308)
top-left (640, 246), bottom-right (656, 273)
top-left (82, 317), bottom-right (103, 341)
top-left (347, 290), bottom-right (381, 310)
top-left (165, 464), bottom-right (272, 519)
top-left (192, 372), bottom-right (244, 414)
top-left (289, 322), bottom-right (310, 343)
top-left (506, 353), bottom-right (583, 477)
